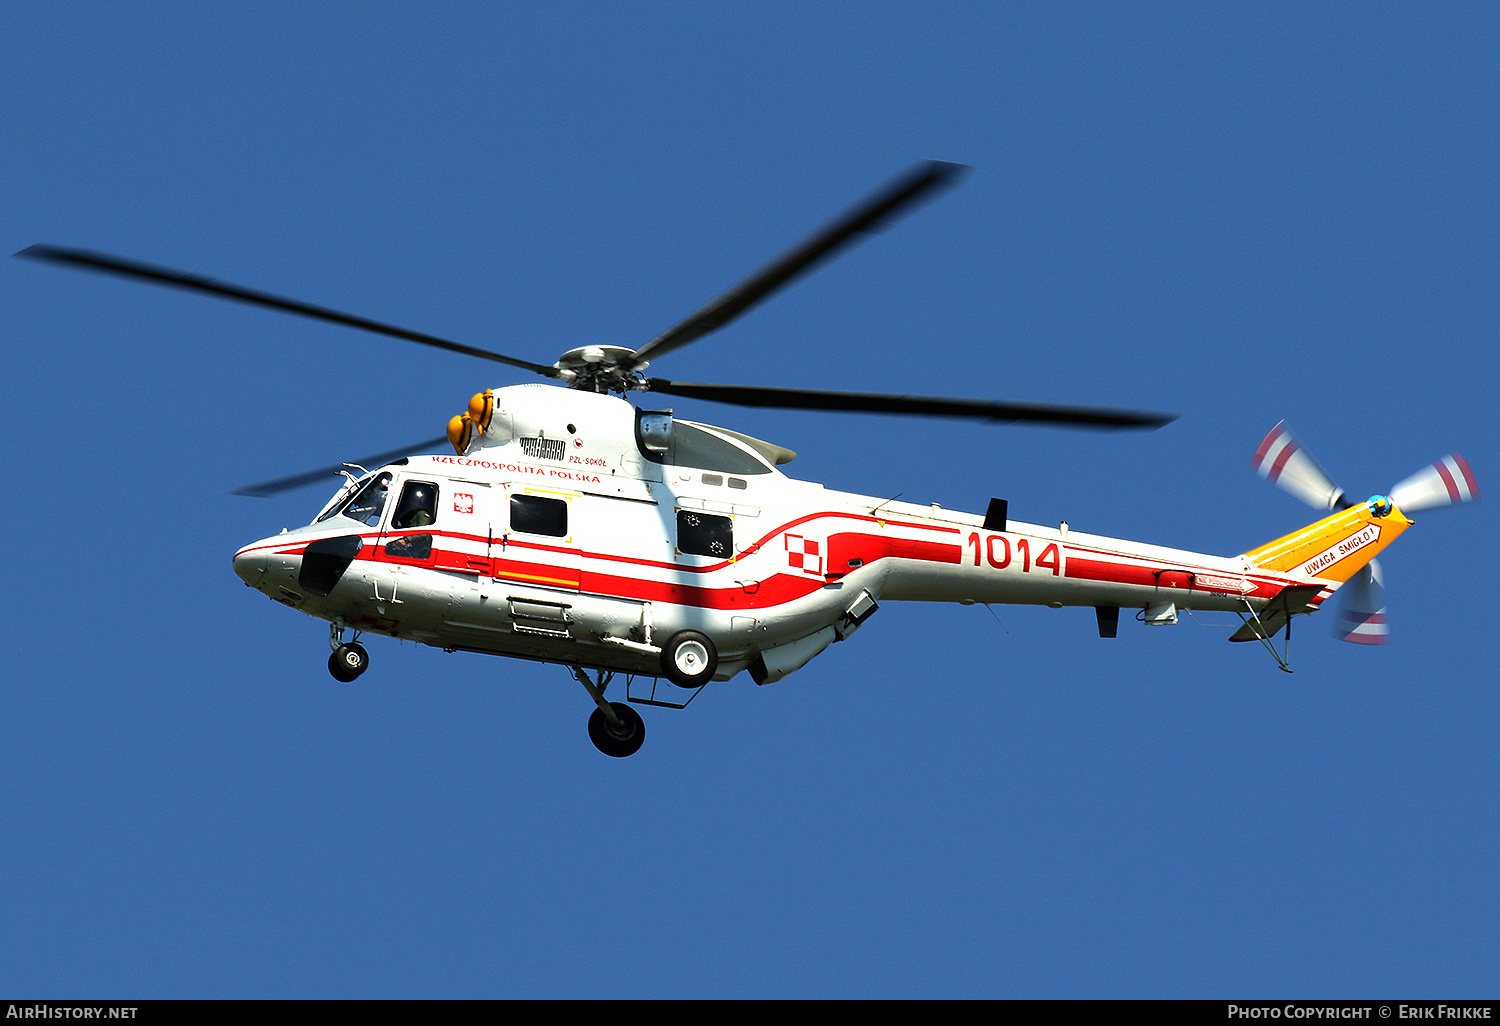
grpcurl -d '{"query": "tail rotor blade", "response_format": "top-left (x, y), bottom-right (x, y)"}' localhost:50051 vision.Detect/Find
top-left (1250, 421), bottom-right (1347, 510)
top-left (1333, 560), bottom-right (1388, 645)
top-left (1389, 453), bottom-right (1480, 513)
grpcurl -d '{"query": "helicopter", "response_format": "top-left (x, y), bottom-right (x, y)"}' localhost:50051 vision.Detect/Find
top-left (17, 161), bottom-right (1479, 757)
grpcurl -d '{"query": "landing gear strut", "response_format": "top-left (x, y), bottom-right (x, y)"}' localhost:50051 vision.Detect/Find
top-left (327, 618), bottom-right (369, 682)
top-left (573, 666), bottom-right (646, 757)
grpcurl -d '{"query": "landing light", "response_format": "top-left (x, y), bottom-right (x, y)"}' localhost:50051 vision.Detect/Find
top-left (448, 390), bottom-right (494, 455)
top-left (447, 414), bottom-right (473, 455)
top-left (468, 389), bottom-right (495, 433)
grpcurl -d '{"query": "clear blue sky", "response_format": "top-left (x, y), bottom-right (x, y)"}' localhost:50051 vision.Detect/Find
top-left (2, 2), bottom-right (1496, 998)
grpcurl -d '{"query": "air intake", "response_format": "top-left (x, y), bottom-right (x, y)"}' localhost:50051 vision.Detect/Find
top-left (520, 437), bottom-right (567, 461)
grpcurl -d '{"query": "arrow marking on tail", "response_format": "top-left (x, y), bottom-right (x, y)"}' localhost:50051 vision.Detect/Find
top-left (1297, 523), bottom-right (1381, 578)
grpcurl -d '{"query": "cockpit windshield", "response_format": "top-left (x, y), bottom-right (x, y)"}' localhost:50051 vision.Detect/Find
top-left (317, 471), bottom-right (393, 526)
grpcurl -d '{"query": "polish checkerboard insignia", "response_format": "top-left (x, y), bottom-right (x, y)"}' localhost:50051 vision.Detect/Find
top-left (785, 534), bottom-right (823, 576)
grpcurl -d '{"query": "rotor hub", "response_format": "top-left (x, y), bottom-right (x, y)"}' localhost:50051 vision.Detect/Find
top-left (554, 345), bottom-right (646, 394)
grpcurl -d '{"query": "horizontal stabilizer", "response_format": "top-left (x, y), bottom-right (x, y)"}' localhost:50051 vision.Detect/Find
top-left (1229, 584), bottom-right (1324, 642)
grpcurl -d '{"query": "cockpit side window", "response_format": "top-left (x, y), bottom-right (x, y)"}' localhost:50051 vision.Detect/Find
top-left (392, 481), bottom-right (439, 529)
top-left (327, 472), bottom-right (393, 526)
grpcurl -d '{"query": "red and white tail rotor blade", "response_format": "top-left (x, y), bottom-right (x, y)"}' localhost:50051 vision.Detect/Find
top-left (1251, 421), bottom-right (1347, 510)
top-left (1388, 453), bottom-right (1480, 513)
top-left (1333, 560), bottom-right (1388, 645)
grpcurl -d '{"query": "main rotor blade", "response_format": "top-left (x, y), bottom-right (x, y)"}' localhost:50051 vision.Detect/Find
top-left (233, 435), bottom-right (450, 497)
top-left (16, 245), bottom-right (560, 377)
top-left (630, 160), bottom-right (968, 368)
top-left (644, 378), bottom-right (1175, 429)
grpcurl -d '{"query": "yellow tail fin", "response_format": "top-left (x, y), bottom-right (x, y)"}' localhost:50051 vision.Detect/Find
top-left (1244, 500), bottom-right (1413, 584)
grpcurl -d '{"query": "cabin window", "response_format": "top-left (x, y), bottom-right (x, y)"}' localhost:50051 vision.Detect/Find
top-left (392, 481), bottom-right (439, 529)
top-left (384, 534), bottom-right (433, 560)
top-left (677, 509), bottom-right (733, 558)
top-left (511, 494), bottom-right (568, 537)
top-left (329, 472), bottom-right (393, 526)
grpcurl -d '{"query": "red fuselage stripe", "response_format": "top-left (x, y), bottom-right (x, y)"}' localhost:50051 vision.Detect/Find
top-left (244, 512), bottom-right (1303, 610)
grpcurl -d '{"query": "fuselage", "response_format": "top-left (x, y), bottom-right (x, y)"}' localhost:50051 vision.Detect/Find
top-left (231, 385), bottom-right (1353, 683)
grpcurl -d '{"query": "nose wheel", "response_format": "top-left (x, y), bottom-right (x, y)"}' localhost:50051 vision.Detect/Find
top-left (327, 619), bottom-right (369, 681)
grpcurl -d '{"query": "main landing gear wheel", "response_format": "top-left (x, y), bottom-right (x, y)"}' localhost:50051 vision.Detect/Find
top-left (328, 642), bottom-right (369, 682)
top-left (588, 701), bottom-right (645, 758)
top-left (660, 630), bottom-right (717, 688)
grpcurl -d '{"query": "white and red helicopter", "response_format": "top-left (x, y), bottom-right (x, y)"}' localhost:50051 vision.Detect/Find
top-left (18, 162), bottom-right (1478, 757)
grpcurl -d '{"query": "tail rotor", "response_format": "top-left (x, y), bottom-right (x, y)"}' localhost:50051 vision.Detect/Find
top-left (1250, 423), bottom-right (1480, 645)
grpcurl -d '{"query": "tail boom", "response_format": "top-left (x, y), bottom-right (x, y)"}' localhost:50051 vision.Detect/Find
top-left (1243, 499), bottom-right (1412, 587)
